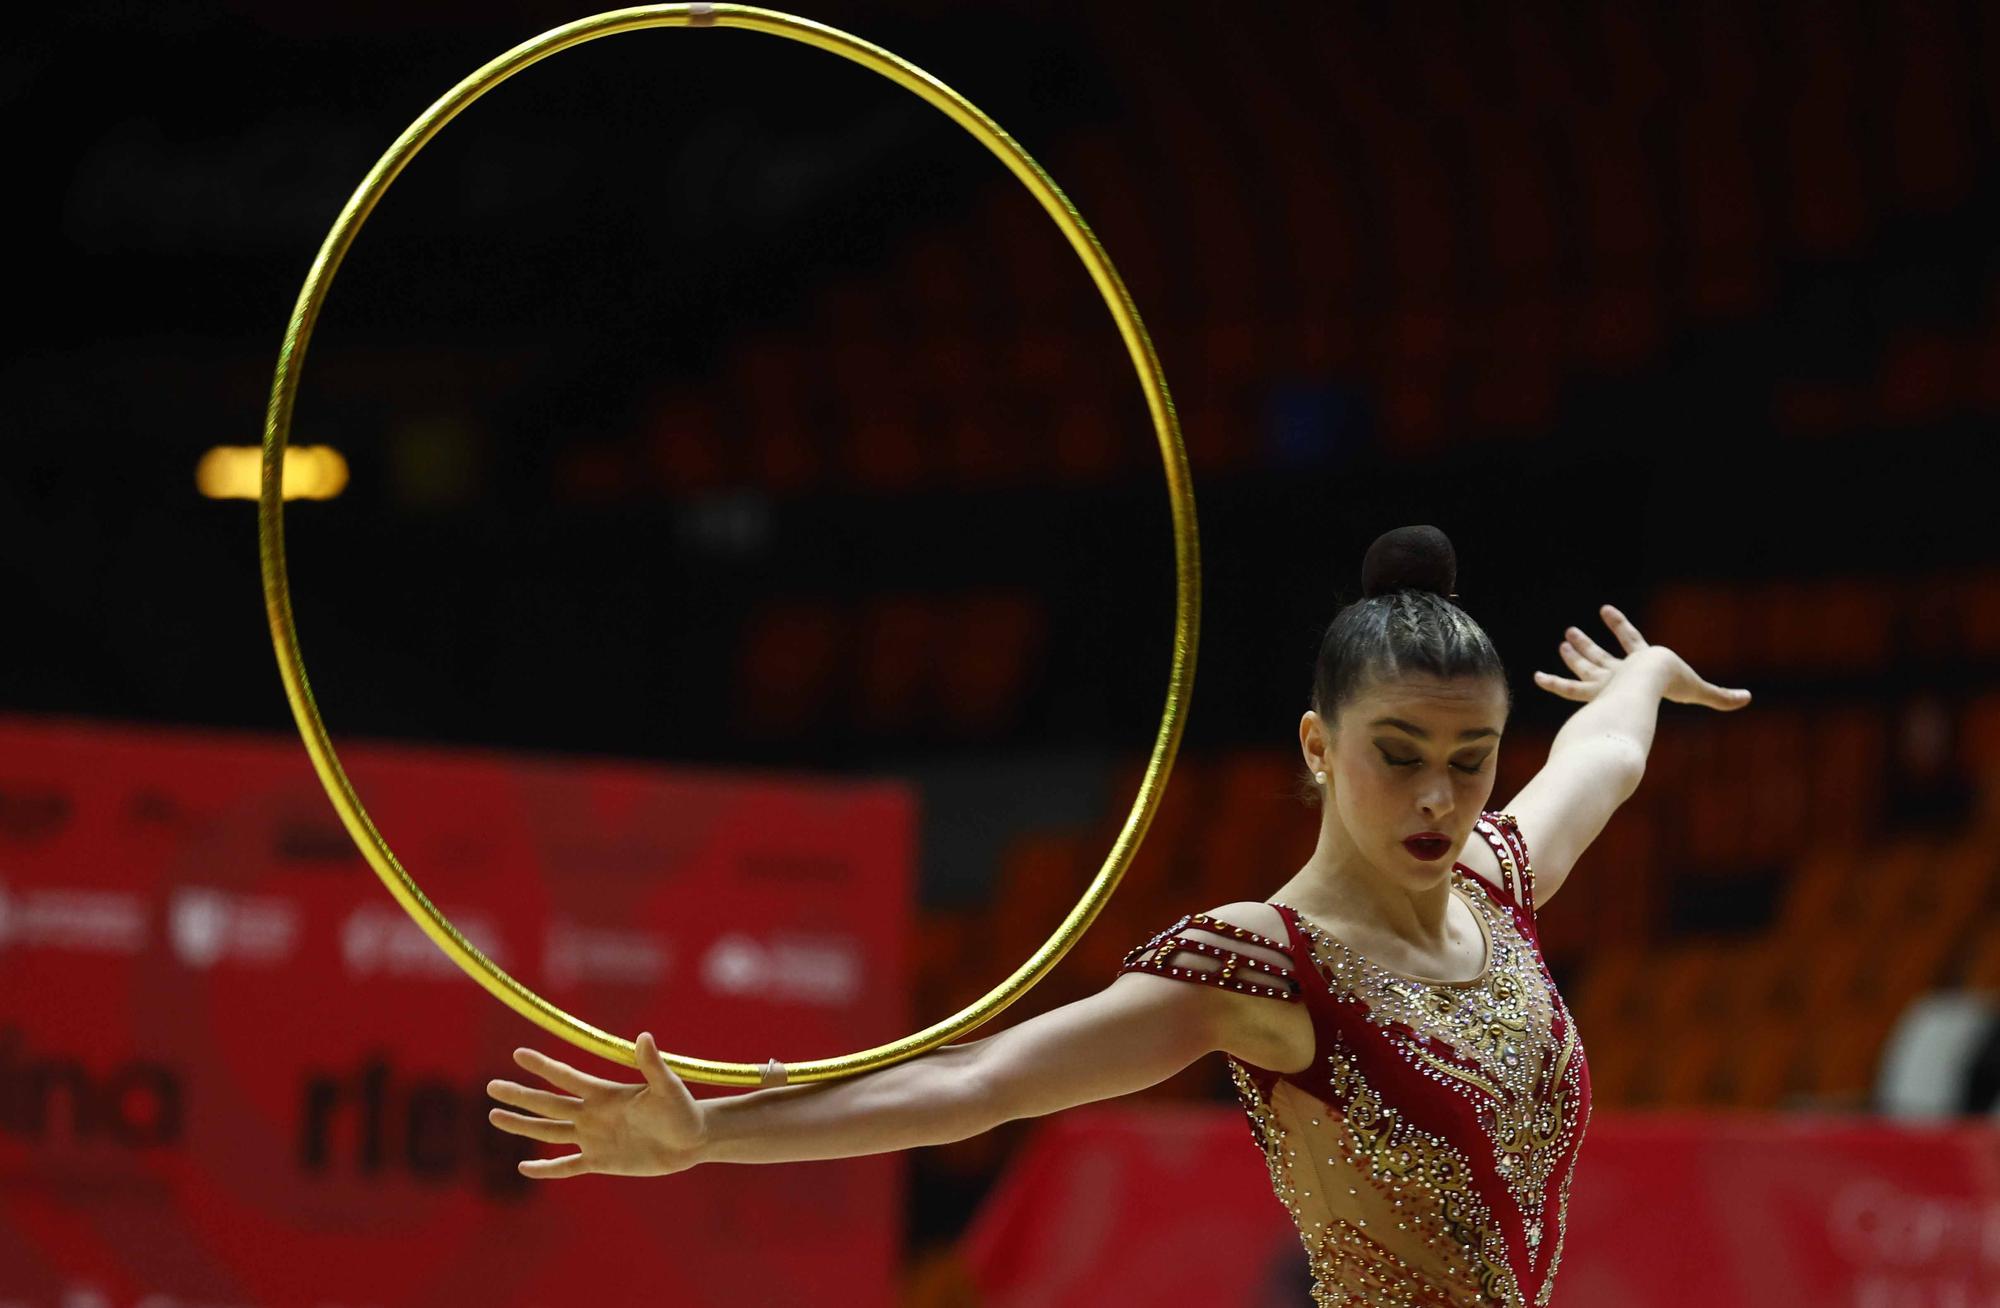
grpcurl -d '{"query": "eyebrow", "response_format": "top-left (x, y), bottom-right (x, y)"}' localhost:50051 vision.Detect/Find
top-left (1370, 716), bottom-right (1500, 742)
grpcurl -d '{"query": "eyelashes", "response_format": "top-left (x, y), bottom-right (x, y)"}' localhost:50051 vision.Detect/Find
top-left (1380, 752), bottom-right (1486, 775)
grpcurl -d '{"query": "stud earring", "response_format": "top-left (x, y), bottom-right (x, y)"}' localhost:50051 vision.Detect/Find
top-left (1314, 770), bottom-right (1327, 785)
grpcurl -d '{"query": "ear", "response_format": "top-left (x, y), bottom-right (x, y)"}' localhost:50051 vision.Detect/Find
top-left (1299, 709), bottom-right (1332, 774)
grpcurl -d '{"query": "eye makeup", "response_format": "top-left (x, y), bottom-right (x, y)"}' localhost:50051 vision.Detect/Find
top-left (1374, 742), bottom-right (1491, 774)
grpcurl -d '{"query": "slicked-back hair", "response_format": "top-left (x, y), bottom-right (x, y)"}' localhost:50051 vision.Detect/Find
top-left (1300, 589), bottom-right (1509, 804)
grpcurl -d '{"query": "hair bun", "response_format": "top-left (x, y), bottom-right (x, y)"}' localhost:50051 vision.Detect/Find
top-left (1361, 525), bottom-right (1459, 600)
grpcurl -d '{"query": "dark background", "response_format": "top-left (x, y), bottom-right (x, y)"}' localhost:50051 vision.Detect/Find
top-left (8, 0), bottom-right (2000, 1287)
top-left (13, 0), bottom-right (1991, 766)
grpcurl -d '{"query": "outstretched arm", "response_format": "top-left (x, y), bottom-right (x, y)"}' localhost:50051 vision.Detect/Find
top-left (704, 971), bottom-right (1229, 1163)
top-left (1508, 603), bottom-right (1752, 906)
top-left (488, 968), bottom-right (1247, 1179)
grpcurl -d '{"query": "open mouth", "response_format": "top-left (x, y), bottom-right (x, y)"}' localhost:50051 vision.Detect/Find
top-left (1402, 835), bottom-right (1450, 861)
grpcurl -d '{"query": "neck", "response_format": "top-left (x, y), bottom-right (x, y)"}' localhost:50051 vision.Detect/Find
top-left (1280, 809), bottom-right (1457, 949)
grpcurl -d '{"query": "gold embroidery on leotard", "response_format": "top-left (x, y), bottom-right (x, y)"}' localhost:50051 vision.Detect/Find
top-left (1228, 833), bottom-right (1588, 1307)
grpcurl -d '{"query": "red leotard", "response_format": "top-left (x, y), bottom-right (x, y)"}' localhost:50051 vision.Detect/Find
top-left (1118, 811), bottom-right (1592, 1307)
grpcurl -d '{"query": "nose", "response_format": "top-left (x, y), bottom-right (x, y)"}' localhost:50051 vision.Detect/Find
top-left (1418, 780), bottom-right (1454, 822)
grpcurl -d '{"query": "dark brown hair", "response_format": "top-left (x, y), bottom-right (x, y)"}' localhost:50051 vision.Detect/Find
top-left (1301, 525), bottom-right (1509, 803)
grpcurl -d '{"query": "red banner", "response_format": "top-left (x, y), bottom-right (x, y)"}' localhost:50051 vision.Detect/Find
top-left (962, 1107), bottom-right (2000, 1306)
top-left (0, 715), bottom-right (913, 1306)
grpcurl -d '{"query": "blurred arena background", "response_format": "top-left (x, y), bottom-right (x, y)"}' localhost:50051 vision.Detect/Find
top-left (4, 0), bottom-right (1999, 1303)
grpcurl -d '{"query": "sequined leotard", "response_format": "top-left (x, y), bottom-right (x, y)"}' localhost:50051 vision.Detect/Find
top-left (1118, 812), bottom-right (1591, 1307)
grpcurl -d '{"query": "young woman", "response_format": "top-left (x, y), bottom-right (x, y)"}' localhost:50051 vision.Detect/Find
top-left (486, 524), bottom-right (1752, 1306)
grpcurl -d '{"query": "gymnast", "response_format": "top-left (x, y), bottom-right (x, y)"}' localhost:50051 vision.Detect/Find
top-left (486, 523), bottom-right (1752, 1306)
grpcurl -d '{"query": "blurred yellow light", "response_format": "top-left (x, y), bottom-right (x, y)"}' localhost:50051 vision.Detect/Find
top-left (196, 445), bottom-right (349, 501)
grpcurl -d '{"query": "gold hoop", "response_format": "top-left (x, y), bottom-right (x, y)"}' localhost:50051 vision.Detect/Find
top-left (259, 4), bottom-right (1200, 1086)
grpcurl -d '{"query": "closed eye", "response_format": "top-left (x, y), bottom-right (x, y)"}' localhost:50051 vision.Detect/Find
top-left (1381, 750), bottom-right (1486, 775)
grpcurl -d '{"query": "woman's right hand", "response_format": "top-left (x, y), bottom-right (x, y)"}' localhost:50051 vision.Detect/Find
top-left (487, 1031), bottom-right (707, 1179)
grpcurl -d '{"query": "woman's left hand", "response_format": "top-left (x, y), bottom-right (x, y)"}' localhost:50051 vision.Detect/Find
top-left (1533, 604), bottom-right (1752, 712)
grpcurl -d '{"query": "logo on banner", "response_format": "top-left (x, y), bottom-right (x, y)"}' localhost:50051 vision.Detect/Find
top-left (701, 932), bottom-right (861, 1006)
top-left (544, 919), bottom-right (671, 989)
top-left (1830, 1178), bottom-right (2000, 1267)
top-left (298, 1054), bottom-right (533, 1197)
top-left (340, 904), bottom-right (507, 978)
top-left (0, 880), bottom-right (147, 955)
top-left (170, 888), bottom-right (300, 969)
top-left (0, 1028), bottom-right (182, 1147)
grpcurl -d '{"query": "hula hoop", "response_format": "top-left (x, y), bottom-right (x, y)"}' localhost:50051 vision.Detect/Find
top-left (259, 3), bottom-right (1200, 1086)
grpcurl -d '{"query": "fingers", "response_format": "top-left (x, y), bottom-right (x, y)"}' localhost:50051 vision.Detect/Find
top-left (488, 1107), bottom-right (577, 1145)
top-left (519, 1151), bottom-right (594, 1180)
top-left (515, 1047), bottom-right (616, 1097)
top-left (1600, 604), bottom-right (1649, 653)
top-left (1558, 640), bottom-right (1602, 678)
top-left (635, 1032), bottom-right (672, 1095)
top-left (487, 1079), bottom-right (582, 1118)
top-left (1563, 626), bottom-right (1617, 668)
top-left (1532, 669), bottom-right (1591, 701)
top-left (1700, 680), bottom-right (1754, 711)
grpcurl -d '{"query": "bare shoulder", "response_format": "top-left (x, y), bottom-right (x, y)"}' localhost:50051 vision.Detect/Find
top-left (1454, 817), bottom-right (1510, 897)
top-left (1191, 900), bottom-right (1290, 944)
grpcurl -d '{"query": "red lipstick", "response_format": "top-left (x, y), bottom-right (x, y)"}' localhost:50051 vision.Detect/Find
top-left (1402, 832), bottom-right (1450, 861)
